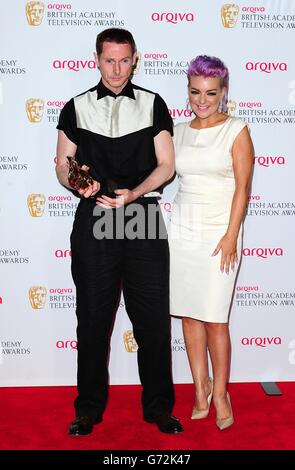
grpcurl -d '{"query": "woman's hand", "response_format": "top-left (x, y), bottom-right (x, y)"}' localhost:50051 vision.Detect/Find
top-left (212, 235), bottom-right (238, 274)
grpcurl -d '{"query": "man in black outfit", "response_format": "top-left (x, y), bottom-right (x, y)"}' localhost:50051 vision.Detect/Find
top-left (55, 28), bottom-right (183, 435)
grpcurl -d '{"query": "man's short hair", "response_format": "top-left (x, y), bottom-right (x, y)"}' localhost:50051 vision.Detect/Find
top-left (96, 28), bottom-right (136, 56)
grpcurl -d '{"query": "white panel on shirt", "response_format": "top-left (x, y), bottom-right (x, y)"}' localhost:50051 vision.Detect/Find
top-left (74, 89), bottom-right (154, 138)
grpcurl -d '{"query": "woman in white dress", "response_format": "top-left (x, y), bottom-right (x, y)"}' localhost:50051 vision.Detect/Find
top-left (169, 56), bottom-right (254, 429)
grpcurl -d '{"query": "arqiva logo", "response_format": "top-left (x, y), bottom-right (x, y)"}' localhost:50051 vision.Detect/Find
top-left (160, 202), bottom-right (172, 213)
top-left (239, 101), bottom-right (262, 109)
top-left (151, 12), bottom-right (195, 24)
top-left (55, 249), bottom-right (72, 258)
top-left (48, 195), bottom-right (72, 202)
top-left (48, 4), bottom-right (72, 10)
top-left (241, 6), bottom-right (266, 13)
top-left (245, 61), bottom-right (287, 73)
top-left (242, 247), bottom-right (283, 258)
top-left (144, 53), bottom-right (169, 59)
top-left (236, 285), bottom-right (259, 292)
top-left (56, 340), bottom-right (77, 349)
top-left (52, 59), bottom-right (96, 72)
top-left (241, 337), bottom-right (282, 347)
top-left (169, 108), bottom-right (193, 119)
top-left (254, 156), bottom-right (285, 167)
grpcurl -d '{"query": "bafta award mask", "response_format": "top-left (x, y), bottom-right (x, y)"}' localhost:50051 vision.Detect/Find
top-left (67, 156), bottom-right (94, 190)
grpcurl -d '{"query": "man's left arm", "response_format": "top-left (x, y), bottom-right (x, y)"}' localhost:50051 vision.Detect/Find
top-left (132, 130), bottom-right (175, 198)
top-left (96, 130), bottom-right (175, 208)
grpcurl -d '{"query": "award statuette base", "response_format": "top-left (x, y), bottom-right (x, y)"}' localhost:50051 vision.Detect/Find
top-left (67, 156), bottom-right (94, 190)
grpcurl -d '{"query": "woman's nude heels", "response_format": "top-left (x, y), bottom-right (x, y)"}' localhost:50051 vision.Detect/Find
top-left (191, 377), bottom-right (213, 420)
top-left (216, 392), bottom-right (234, 430)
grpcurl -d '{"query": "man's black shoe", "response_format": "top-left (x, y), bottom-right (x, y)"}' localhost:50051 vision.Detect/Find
top-left (68, 416), bottom-right (101, 436)
top-left (145, 413), bottom-right (184, 434)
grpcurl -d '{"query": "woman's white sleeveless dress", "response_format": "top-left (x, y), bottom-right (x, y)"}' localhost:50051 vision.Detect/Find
top-left (169, 117), bottom-right (247, 322)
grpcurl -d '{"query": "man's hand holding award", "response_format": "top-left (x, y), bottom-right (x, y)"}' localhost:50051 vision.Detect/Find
top-left (67, 156), bottom-right (100, 198)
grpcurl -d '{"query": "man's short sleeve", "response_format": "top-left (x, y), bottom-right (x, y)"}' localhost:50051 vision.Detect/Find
top-left (153, 93), bottom-right (173, 137)
top-left (56, 98), bottom-right (79, 145)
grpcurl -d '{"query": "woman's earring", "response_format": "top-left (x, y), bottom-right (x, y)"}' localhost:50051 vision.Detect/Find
top-left (218, 101), bottom-right (223, 113)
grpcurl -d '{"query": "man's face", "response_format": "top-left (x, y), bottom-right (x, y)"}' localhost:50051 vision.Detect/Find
top-left (95, 42), bottom-right (137, 94)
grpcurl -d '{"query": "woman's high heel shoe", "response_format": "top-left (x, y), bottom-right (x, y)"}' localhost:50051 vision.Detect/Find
top-left (191, 377), bottom-right (213, 420)
top-left (216, 392), bottom-right (234, 430)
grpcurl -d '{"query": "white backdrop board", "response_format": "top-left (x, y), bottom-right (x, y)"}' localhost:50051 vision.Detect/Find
top-left (1, 0), bottom-right (295, 386)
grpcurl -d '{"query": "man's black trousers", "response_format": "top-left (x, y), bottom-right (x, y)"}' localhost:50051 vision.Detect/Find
top-left (70, 198), bottom-right (175, 422)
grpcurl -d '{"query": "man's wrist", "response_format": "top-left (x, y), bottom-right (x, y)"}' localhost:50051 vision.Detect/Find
top-left (131, 189), bottom-right (141, 201)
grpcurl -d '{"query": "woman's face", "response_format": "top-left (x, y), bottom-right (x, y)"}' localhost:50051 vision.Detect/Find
top-left (188, 75), bottom-right (225, 120)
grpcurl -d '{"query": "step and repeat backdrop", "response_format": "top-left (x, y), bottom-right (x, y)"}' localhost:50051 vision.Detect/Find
top-left (1, 0), bottom-right (295, 386)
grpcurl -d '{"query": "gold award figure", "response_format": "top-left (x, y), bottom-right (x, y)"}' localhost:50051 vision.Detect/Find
top-left (67, 157), bottom-right (94, 191)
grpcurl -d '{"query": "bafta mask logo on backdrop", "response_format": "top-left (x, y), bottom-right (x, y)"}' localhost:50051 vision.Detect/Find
top-left (25, 1), bottom-right (45, 26)
top-left (29, 286), bottom-right (47, 309)
top-left (226, 100), bottom-right (236, 116)
top-left (26, 98), bottom-right (45, 123)
top-left (221, 4), bottom-right (239, 28)
top-left (123, 330), bottom-right (138, 353)
top-left (27, 194), bottom-right (46, 217)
